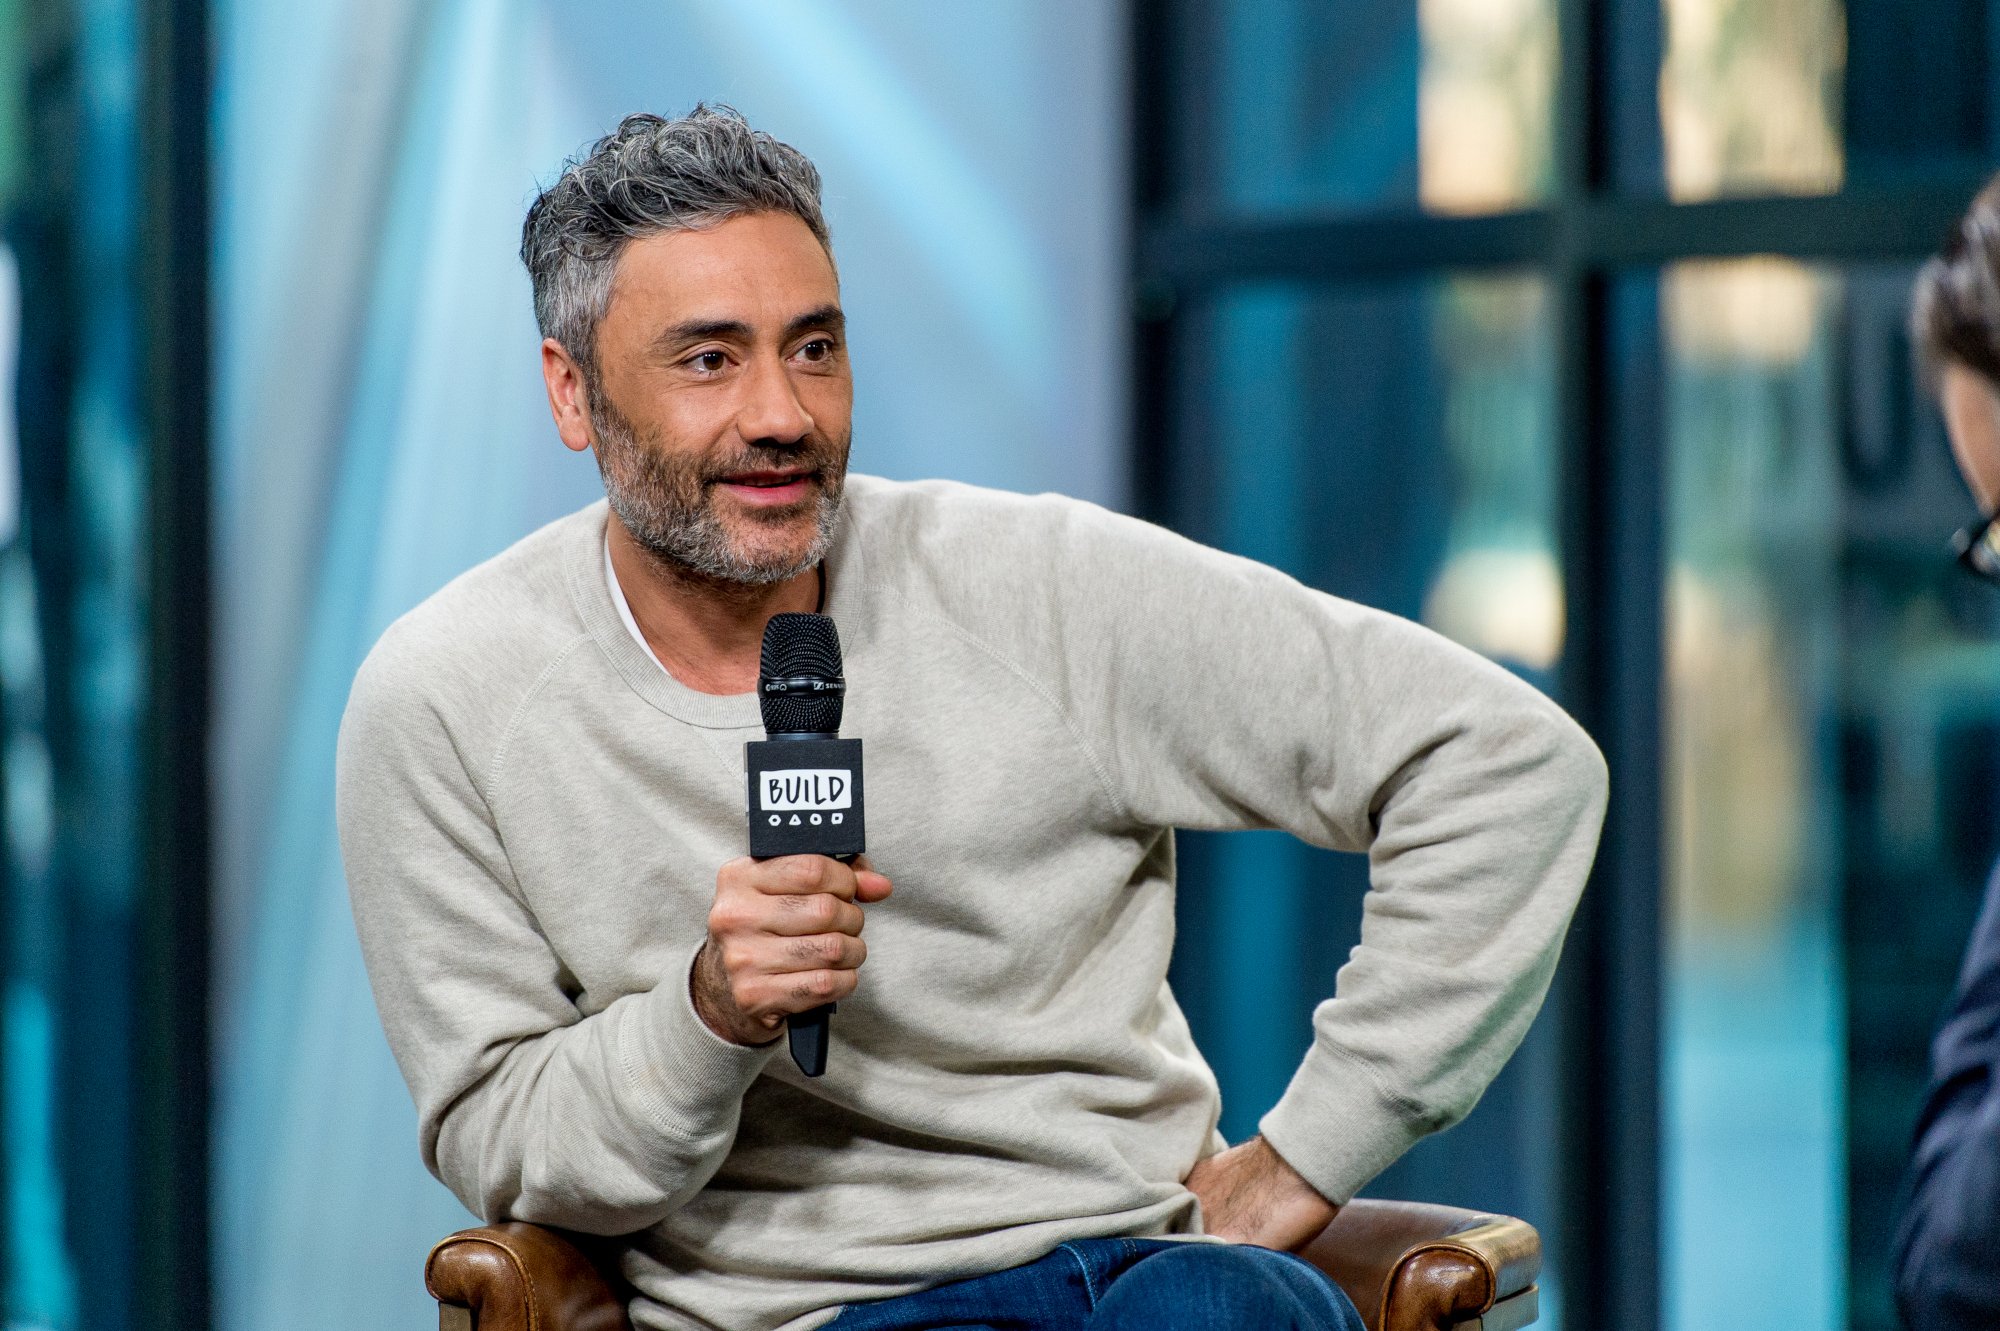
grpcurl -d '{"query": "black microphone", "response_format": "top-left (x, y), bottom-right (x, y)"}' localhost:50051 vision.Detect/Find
top-left (747, 612), bottom-right (865, 1077)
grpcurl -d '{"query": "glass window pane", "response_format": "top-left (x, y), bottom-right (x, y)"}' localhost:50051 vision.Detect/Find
top-left (1, 0), bottom-right (139, 1323)
top-left (1420, 0), bottom-right (1559, 214)
top-left (1651, 257), bottom-right (2000, 1331)
top-left (1167, 276), bottom-right (1560, 652)
top-left (1657, 258), bottom-right (1846, 1328)
top-left (1178, 0), bottom-right (1556, 217)
top-left (1624, 0), bottom-right (2000, 198)
top-left (1846, 0), bottom-right (2000, 188)
top-left (1161, 272), bottom-right (1568, 1320)
top-left (1658, 0), bottom-right (1844, 200)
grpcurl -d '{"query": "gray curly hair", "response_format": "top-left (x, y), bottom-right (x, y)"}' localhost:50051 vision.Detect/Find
top-left (520, 105), bottom-right (831, 389)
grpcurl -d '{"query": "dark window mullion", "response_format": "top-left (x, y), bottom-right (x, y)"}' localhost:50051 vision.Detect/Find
top-left (1549, 0), bottom-right (1665, 1326)
top-left (1142, 183), bottom-right (1990, 290)
top-left (134, 0), bottom-right (210, 1325)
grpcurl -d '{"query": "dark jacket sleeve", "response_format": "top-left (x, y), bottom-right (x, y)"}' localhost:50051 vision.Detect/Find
top-left (1894, 861), bottom-right (2000, 1331)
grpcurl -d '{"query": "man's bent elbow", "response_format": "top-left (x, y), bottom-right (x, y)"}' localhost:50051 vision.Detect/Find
top-left (1567, 716), bottom-right (1610, 820)
top-left (1529, 696), bottom-right (1608, 822)
top-left (430, 1108), bottom-right (685, 1237)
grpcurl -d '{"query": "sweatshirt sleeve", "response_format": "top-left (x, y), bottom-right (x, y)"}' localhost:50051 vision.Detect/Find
top-left (1892, 866), bottom-right (2000, 1331)
top-left (335, 633), bottom-right (777, 1234)
top-left (1044, 502), bottom-right (1608, 1204)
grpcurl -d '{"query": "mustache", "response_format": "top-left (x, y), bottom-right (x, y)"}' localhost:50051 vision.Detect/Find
top-left (698, 438), bottom-right (842, 483)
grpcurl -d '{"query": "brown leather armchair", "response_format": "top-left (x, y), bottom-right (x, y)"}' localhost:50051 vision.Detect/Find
top-left (428, 1199), bottom-right (1540, 1331)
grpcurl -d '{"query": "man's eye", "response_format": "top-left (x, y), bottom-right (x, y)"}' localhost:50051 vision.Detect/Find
top-left (797, 339), bottom-right (834, 363)
top-left (688, 351), bottom-right (728, 373)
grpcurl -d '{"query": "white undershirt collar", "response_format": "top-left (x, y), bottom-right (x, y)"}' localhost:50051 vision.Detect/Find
top-left (605, 533), bottom-right (672, 677)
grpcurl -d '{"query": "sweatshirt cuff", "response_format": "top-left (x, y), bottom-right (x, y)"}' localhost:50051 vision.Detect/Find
top-left (618, 946), bottom-right (780, 1141)
top-left (1258, 1042), bottom-right (1427, 1206)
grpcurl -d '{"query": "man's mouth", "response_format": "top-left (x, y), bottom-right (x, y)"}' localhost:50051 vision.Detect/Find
top-left (713, 468), bottom-right (819, 506)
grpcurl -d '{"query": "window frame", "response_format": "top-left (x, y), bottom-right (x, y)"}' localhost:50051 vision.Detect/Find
top-left (1128, 3), bottom-right (1988, 1327)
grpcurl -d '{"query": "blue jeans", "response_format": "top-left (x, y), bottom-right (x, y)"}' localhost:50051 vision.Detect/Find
top-left (822, 1238), bottom-right (1367, 1331)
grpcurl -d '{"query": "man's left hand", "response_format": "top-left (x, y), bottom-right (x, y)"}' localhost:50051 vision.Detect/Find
top-left (1184, 1135), bottom-right (1338, 1251)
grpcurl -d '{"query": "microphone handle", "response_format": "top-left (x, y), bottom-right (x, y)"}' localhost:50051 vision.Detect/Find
top-left (787, 1006), bottom-right (834, 1078)
top-left (785, 851), bottom-right (854, 1078)
top-left (747, 727), bottom-right (862, 1079)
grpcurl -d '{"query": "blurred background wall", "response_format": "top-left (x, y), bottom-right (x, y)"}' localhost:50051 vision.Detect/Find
top-left (3, 1), bottom-right (2000, 1330)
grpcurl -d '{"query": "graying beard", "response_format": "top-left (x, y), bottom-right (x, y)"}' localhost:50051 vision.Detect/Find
top-left (607, 478), bottom-right (840, 585)
top-left (592, 405), bottom-right (843, 586)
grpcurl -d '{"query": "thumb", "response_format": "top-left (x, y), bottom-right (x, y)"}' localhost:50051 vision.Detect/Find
top-left (852, 854), bottom-right (893, 903)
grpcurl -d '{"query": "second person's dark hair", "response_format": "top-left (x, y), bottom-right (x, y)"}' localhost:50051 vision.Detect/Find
top-left (1914, 174), bottom-right (2000, 387)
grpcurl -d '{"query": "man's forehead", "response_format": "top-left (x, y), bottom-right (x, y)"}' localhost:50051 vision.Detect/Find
top-left (612, 214), bottom-right (838, 314)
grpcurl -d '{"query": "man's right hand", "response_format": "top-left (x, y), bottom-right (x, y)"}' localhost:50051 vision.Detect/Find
top-left (691, 853), bottom-right (892, 1046)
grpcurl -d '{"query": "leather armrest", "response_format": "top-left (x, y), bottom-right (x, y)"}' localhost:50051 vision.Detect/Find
top-left (425, 1222), bottom-right (631, 1331)
top-left (1296, 1199), bottom-right (1540, 1331)
top-left (427, 1202), bottom-right (1536, 1331)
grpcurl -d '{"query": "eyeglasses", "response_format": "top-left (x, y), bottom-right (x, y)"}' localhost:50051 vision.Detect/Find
top-left (1953, 510), bottom-right (2000, 584)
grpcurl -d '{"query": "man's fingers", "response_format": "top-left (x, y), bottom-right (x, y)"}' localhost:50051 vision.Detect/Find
top-left (780, 932), bottom-right (866, 971)
top-left (849, 857), bottom-right (893, 903)
top-left (787, 968), bottom-right (857, 1003)
top-left (705, 855), bottom-right (886, 1031)
top-left (750, 854), bottom-right (860, 900)
top-left (766, 891), bottom-right (866, 937)
top-left (849, 855), bottom-right (893, 903)
top-left (740, 967), bottom-right (859, 1014)
top-left (729, 931), bottom-right (866, 976)
top-left (745, 855), bottom-right (892, 905)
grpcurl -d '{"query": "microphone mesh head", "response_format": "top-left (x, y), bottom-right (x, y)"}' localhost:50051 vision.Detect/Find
top-left (759, 612), bottom-right (845, 734)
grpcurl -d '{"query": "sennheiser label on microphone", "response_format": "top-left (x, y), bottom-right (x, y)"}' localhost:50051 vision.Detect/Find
top-left (746, 737), bottom-right (865, 858)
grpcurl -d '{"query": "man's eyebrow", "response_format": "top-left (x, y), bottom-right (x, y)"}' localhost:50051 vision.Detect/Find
top-left (649, 307), bottom-right (845, 356)
top-left (785, 305), bottom-right (846, 340)
top-left (652, 318), bottom-right (753, 353)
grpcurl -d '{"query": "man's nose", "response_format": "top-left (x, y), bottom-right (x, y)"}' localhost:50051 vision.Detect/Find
top-left (736, 352), bottom-right (815, 445)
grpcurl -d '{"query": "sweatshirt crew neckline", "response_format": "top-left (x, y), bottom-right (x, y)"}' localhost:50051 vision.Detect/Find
top-left (569, 493), bottom-right (869, 729)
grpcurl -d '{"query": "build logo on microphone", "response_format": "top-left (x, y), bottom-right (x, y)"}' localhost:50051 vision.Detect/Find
top-left (759, 769), bottom-right (853, 825)
top-left (744, 737), bottom-right (866, 858)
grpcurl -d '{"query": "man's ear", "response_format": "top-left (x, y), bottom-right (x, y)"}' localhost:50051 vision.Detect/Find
top-left (541, 338), bottom-right (596, 455)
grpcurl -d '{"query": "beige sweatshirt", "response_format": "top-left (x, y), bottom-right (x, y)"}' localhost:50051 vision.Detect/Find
top-left (335, 476), bottom-right (1607, 1331)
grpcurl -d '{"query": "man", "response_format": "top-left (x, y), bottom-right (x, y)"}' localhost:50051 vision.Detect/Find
top-left (1892, 174), bottom-right (2000, 1331)
top-left (337, 106), bottom-right (1607, 1331)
